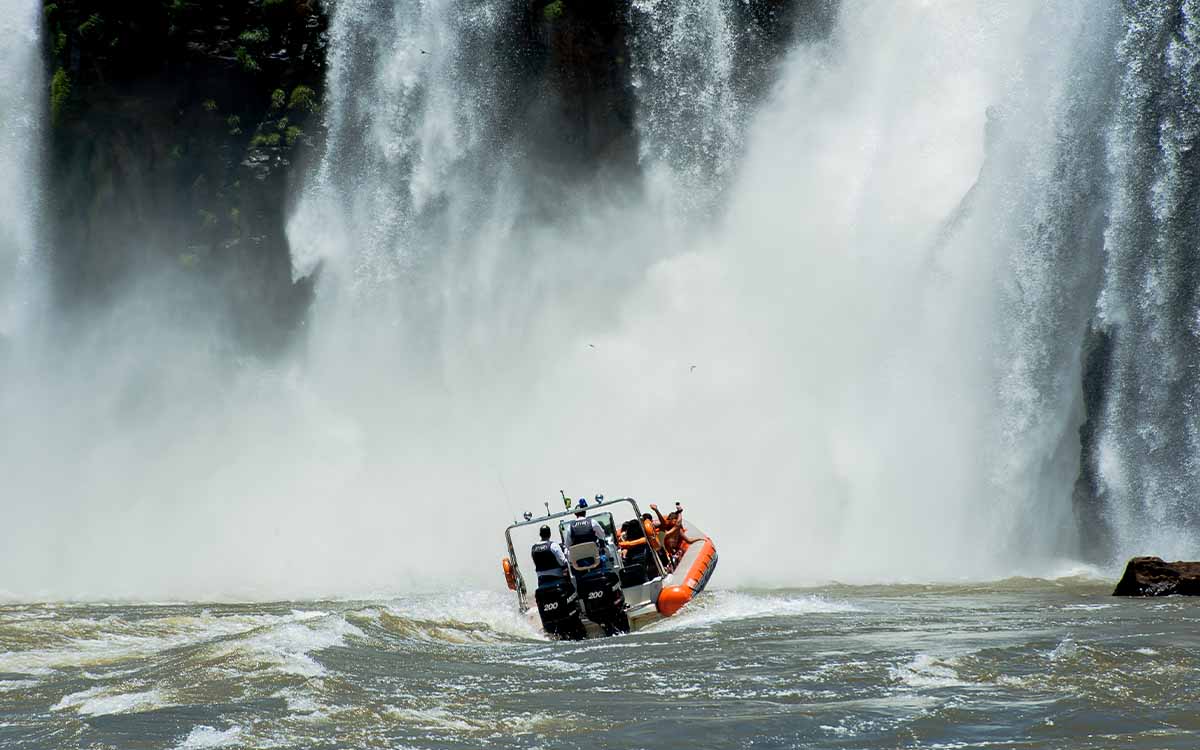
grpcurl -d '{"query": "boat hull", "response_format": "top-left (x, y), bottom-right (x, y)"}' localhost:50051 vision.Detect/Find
top-left (527, 520), bottom-right (718, 638)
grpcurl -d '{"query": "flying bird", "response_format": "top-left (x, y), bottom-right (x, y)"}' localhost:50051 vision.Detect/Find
top-left (588, 344), bottom-right (596, 349)
top-left (420, 49), bottom-right (428, 55)
top-left (690, 365), bottom-right (697, 372)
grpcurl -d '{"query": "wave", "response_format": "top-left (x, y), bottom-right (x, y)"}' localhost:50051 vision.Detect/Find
top-left (368, 590), bottom-right (545, 643)
top-left (208, 610), bottom-right (363, 678)
top-left (52, 686), bottom-right (169, 717)
top-left (647, 590), bottom-right (861, 633)
top-left (173, 725), bottom-right (244, 750)
top-left (889, 653), bottom-right (971, 690)
top-left (0, 609), bottom-right (313, 675)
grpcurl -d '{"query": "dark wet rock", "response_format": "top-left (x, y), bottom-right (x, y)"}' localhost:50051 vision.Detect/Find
top-left (1112, 557), bottom-right (1200, 596)
top-left (42, 0), bottom-right (328, 351)
top-left (1073, 324), bottom-right (1118, 560)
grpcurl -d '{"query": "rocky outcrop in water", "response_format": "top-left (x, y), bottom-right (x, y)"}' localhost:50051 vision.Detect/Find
top-left (1112, 557), bottom-right (1200, 596)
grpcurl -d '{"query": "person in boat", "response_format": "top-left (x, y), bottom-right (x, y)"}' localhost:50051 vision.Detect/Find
top-left (530, 525), bottom-right (569, 585)
top-left (615, 518), bottom-right (656, 584)
top-left (647, 505), bottom-right (675, 569)
top-left (648, 503), bottom-right (672, 541)
top-left (641, 512), bottom-right (662, 544)
top-left (654, 503), bottom-right (703, 564)
top-left (563, 498), bottom-right (612, 568)
top-left (617, 517), bottom-right (647, 555)
top-left (564, 499), bottom-right (608, 545)
top-left (619, 517), bottom-right (664, 565)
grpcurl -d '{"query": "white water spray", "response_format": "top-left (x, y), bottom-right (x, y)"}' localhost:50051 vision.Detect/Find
top-left (1093, 1), bottom-right (1200, 561)
top-left (0, 0), bottom-right (1157, 599)
top-left (283, 0), bottom-right (1110, 587)
top-left (0, 0), bottom-right (42, 338)
top-left (630, 0), bottom-right (741, 213)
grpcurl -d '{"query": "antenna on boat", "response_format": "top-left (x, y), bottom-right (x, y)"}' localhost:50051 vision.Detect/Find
top-left (560, 489), bottom-right (570, 510)
top-left (544, 501), bottom-right (551, 517)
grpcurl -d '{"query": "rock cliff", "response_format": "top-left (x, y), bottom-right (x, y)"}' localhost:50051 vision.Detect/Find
top-left (40, 0), bottom-right (828, 349)
top-left (44, 0), bottom-right (328, 348)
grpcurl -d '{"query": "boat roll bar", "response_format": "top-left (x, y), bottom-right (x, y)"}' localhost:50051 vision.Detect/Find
top-left (503, 497), bottom-right (667, 610)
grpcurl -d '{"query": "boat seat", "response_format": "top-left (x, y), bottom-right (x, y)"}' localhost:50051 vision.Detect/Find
top-left (619, 562), bottom-right (647, 587)
top-left (568, 542), bottom-right (601, 572)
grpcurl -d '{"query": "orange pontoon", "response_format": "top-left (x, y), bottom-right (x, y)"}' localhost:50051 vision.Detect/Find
top-left (501, 497), bottom-right (718, 639)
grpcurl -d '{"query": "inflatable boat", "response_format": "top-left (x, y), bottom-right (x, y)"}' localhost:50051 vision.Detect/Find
top-left (500, 496), bottom-right (718, 639)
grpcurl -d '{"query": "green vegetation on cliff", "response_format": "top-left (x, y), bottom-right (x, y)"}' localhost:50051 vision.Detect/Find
top-left (38, 0), bottom-right (827, 351)
top-left (42, 0), bottom-right (328, 347)
top-left (543, 0), bottom-right (565, 22)
top-left (49, 68), bottom-right (71, 126)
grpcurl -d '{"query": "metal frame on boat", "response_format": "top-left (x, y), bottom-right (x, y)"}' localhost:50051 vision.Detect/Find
top-left (501, 497), bottom-right (718, 638)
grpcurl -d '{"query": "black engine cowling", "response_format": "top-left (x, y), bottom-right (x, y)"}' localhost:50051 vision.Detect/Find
top-left (534, 580), bottom-right (586, 640)
top-left (576, 570), bottom-right (629, 635)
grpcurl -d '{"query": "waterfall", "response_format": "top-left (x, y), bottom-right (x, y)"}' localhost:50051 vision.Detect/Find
top-left (11, 0), bottom-right (1200, 599)
top-left (288, 0), bottom-right (510, 286)
top-left (630, 0), bottom-right (741, 213)
top-left (0, 0), bottom-right (42, 338)
top-left (951, 2), bottom-right (1121, 562)
top-left (1090, 1), bottom-right (1200, 560)
top-left (675, 0), bottom-right (1119, 579)
top-left (285, 0), bottom-right (1127, 583)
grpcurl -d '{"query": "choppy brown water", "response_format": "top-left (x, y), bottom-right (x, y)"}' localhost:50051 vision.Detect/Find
top-left (2, 579), bottom-right (1198, 749)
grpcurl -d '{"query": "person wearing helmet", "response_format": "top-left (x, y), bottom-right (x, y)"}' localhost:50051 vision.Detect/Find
top-left (563, 498), bottom-right (612, 567)
top-left (530, 524), bottom-right (569, 585)
top-left (563, 498), bottom-right (608, 546)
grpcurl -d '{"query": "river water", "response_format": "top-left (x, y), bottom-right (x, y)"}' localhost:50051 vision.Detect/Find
top-left (3, 579), bottom-right (1195, 749)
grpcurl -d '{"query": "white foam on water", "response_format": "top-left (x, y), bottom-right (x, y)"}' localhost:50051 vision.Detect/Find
top-left (0, 610), bottom-right (320, 676)
top-left (889, 654), bottom-right (971, 689)
top-left (648, 590), bottom-right (861, 633)
top-left (0, 629), bottom-right (199, 676)
top-left (383, 706), bottom-right (479, 733)
top-left (1134, 647), bottom-right (1158, 656)
top-left (175, 725), bottom-right (244, 749)
top-left (510, 656), bottom-right (579, 674)
top-left (0, 608), bottom-right (56, 622)
top-left (0, 679), bottom-right (36, 692)
top-left (820, 723), bottom-right (856, 737)
top-left (380, 591), bottom-right (544, 642)
top-left (53, 686), bottom-right (168, 717)
top-left (273, 686), bottom-right (329, 719)
top-left (213, 613), bottom-right (363, 678)
top-left (497, 711), bottom-right (559, 735)
top-left (1036, 561), bottom-right (1116, 583)
top-left (1048, 637), bottom-right (1079, 662)
top-left (382, 705), bottom-right (565, 737)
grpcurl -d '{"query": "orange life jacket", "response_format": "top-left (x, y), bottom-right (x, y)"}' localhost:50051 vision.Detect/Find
top-left (643, 519), bottom-right (663, 550)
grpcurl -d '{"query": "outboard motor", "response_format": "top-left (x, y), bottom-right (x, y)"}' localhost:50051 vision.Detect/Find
top-left (534, 580), bottom-right (586, 640)
top-left (565, 518), bottom-right (629, 635)
top-left (577, 569), bottom-right (629, 636)
top-left (531, 540), bottom-right (585, 640)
